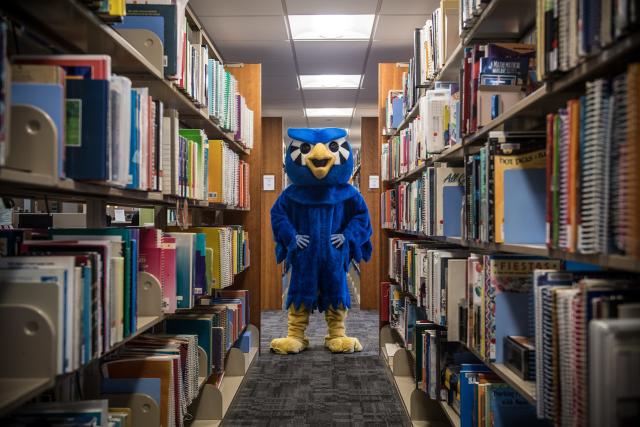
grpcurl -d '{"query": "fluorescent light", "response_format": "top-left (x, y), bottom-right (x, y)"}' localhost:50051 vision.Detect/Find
top-left (305, 108), bottom-right (353, 117)
top-left (300, 74), bottom-right (361, 89)
top-left (288, 15), bottom-right (375, 40)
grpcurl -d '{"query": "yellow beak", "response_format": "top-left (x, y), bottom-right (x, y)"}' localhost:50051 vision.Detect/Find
top-left (305, 143), bottom-right (335, 179)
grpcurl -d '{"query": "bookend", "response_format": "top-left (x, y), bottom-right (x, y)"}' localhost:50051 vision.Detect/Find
top-left (0, 302), bottom-right (56, 411)
top-left (191, 324), bottom-right (259, 421)
top-left (380, 325), bottom-right (446, 424)
top-left (116, 29), bottom-right (165, 77)
top-left (136, 272), bottom-right (164, 329)
top-left (103, 393), bottom-right (160, 427)
top-left (3, 105), bottom-right (58, 185)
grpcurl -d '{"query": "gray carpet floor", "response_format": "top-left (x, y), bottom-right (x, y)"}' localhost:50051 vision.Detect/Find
top-left (221, 308), bottom-right (411, 426)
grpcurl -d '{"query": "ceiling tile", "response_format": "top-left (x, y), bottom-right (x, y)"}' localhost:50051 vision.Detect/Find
top-left (374, 14), bottom-right (428, 41)
top-left (190, 0), bottom-right (283, 16)
top-left (295, 41), bottom-right (368, 74)
top-left (285, 0), bottom-right (378, 14)
top-left (379, 0), bottom-right (439, 15)
top-left (198, 16), bottom-right (287, 41)
top-left (216, 41), bottom-right (295, 76)
top-left (303, 90), bottom-right (358, 106)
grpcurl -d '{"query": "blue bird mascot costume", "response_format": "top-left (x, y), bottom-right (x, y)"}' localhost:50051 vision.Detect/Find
top-left (270, 128), bottom-right (373, 354)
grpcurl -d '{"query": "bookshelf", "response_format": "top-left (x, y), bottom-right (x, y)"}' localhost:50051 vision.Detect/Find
top-left (379, 1), bottom-right (640, 426)
top-left (2, 0), bottom-right (248, 155)
top-left (0, 1), bottom-right (262, 424)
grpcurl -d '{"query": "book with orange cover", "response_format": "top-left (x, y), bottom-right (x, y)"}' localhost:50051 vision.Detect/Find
top-left (567, 99), bottom-right (580, 252)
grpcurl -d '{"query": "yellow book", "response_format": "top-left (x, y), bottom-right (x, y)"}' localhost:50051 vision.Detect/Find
top-left (207, 140), bottom-right (225, 203)
top-left (494, 149), bottom-right (547, 243)
top-left (109, 0), bottom-right (126, 17)
top-left (232, 228), bottom-right (238, 275)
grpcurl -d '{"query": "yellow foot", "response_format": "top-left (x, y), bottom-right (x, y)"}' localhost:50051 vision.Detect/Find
top-left (324, 336), bottom-right (363, 353)
top-left (270, 336), bottom-right (309, 354)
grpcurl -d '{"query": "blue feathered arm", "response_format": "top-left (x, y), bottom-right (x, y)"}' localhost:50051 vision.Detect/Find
top-left (271, 192), bottom-right (297, 264)
top-left (343, 192), bottom-right (373, 263)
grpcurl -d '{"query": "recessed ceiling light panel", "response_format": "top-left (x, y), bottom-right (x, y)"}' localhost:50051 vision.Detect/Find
top-left (305, 108), bottom-right (354, 117)
top-left (299, 74), bottom-right (362, 89)
top-left (288, 15), bottom-right (375, 40)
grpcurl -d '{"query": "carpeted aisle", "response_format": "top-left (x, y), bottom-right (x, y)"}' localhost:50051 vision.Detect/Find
top-left (221, 309), bottom-right (410, 426)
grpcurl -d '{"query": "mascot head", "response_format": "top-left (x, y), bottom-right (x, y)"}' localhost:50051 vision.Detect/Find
top-left (285, 128), bottom-right (354, 186)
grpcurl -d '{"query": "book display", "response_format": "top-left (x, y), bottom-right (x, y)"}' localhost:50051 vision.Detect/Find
top-left (0, 1), bottom-right (261, 425)
top-left (378, 0), bottom-right (640, 426)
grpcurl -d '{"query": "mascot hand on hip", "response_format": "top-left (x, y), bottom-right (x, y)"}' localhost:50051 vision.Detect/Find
top-left (270, 127), bottom-right (373, 354)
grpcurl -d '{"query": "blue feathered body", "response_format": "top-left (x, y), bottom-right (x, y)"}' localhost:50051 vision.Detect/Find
top-left (271, 127), bottom-right (373, 312)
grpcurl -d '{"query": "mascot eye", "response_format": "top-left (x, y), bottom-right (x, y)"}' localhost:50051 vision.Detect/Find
top-left (300, 143), bottom-right (311, 154)
top-left (329, 141), bottom-right (339, 152)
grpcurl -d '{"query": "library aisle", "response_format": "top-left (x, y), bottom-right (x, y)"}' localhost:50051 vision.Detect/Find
top-left (222, 305), bottom-right (409, 425)
top-left (1, 0), bottom-right (640, 426)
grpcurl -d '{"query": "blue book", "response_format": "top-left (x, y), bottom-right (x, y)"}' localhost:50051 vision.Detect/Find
top-left (11, 82), bottom-right (65, 178)
top-left (125, 4), bottom-right (178, 77)
top-left (490, 385), bottom-right (543, 427)
top-left (443, 185), bottom-right (464, 236)
top-left (503, 168), bottom-right (546, 244)
top-left (194, 234), bottom-right (207, 296)
top-left (113, 16), bottom-right (165, 46)
top-left (234, 330), bottom-right (251, 353)
top-left (391, 96), bottom-right (404, 128)
top-left (494, 292), bottom-right (530, 363)
top-left (101, 377), bottom-right (162, 406)
top-left (460, 364), bottom-right (492, 427)
top-left (65, 79), bottom-right (109, 180)
top-left (127, 90), bottom-right (139, 189)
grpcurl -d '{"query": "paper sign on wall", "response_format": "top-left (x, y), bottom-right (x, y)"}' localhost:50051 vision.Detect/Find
top-left (263, 174), bottom-right (275, 191)
top-left (368, 175), bottom-right (380, 189)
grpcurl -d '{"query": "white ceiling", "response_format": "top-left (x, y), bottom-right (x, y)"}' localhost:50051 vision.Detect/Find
top-left (190, 0), bottom-right (439, 146)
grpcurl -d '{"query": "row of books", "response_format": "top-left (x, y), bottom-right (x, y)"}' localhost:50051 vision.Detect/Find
top-left (418, 1), bottom-right (459, 83)
top-left (207, 140), bottom-right (250, 209)
top-left (459, 43), bottom-right (536, 137)
top-left (438, 361), bottom-right (541, 427)
top-left (4, 288), bottom-right (251, 426)
top-left (382, 240), bottom-right (640, 426)
top-left (463, 131), bottom-right (547, 245)
top-left (536, 0), bottom-right (640, 79)
top-left (382, 86), bottom-right (460, 180)
top-left (7, 55), bottom-right (249, 207)
top-left (459, 0), bottom-right (491, 34)
top-left (546, 65), bottom-right (640, 258)
top-left (532, 271), bottom-right (640, 427)
top-left (110, 2), bottom-right (254, 149)
top-left (381, 164), bottom-right (464, 237)
top-left (0, 225), bottom-right (248, 374)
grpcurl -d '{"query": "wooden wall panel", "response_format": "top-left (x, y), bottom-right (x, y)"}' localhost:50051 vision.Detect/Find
top-left (260, 117), bottom-right (284, 310)
top-left (359, 116), bottom-right (380, 310)
top-left (377, 63), bottom-right (408, 307)
top-left (224, 64), bottom-right (262, 329)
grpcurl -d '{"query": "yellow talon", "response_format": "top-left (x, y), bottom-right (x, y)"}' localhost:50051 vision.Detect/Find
top-left (270, 304), bottom-right (310, 355)
top-left (324, 306), bottom-right (363, 353)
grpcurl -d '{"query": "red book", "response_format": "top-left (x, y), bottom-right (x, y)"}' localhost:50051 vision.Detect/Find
top-left (380, 281), bottom-right (391, 324)
top-left (14, 55), bottom-right (111, 79)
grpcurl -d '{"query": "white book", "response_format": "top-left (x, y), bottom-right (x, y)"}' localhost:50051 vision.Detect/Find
top-left (111, 257), bottom-right (125, 344)
top-left (109, 75), bottom-right (132, 187)
top-left (0, 269), bottom-right (66, 374)
top-left (0, 257), bottom-right (77, 373)
top-left (446, 258), bottom-right (467, 342)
